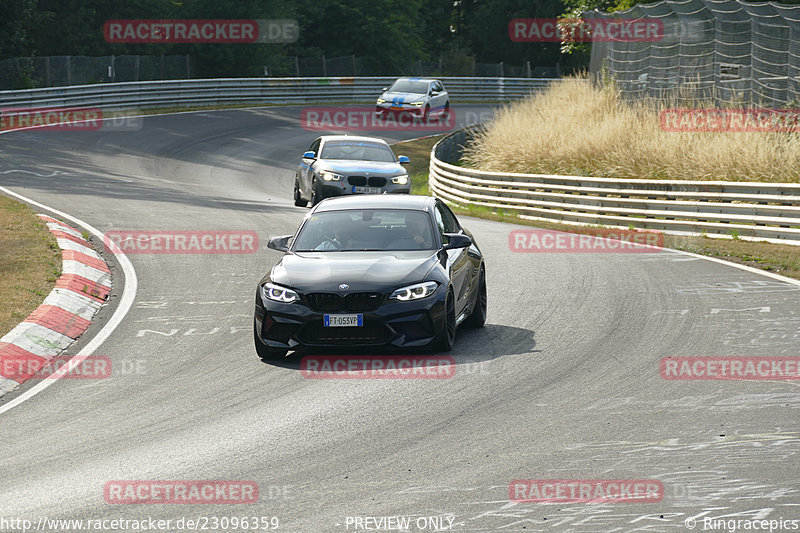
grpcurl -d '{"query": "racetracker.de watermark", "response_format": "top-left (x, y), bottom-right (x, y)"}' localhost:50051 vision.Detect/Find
top-left (103, 230), bottom-right (259, 254)
top-left (509, 228), bottom-right (664, 253)
top-left (0, 107), bottom-right (142, 132)
top-left (509, 18), bottom-right (664, 42)
top-left (509, 479), bottom-right (663, 503)
top-left (660, 108), bottom-right (800, 132)
top-left (660, 356), bottom-right (800, 380)
top-left (104, 481), bottom-right (258, 504)
top-left (300, 355), bottom-right (456, 379)
top-left (104, 19), bottom-right (298, 43)
top-left (301, 107), bottom-right (456, 132)
top-left (0, 355), bottom-right (112, 382)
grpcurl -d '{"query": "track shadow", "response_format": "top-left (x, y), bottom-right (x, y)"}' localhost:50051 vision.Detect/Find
top-left (260, 323), bottom-right (538, 371)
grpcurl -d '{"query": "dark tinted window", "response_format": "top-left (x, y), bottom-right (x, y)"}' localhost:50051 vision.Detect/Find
top-left (320, 141), bottom-right (396, 162)
top-left (293, 209), bottom-right (435, 251)
top-left (435, 203), bottom-right (460, 233)
top-left (388, 80), bottom-right (429, 94)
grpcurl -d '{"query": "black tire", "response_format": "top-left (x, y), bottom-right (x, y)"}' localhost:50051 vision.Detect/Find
top-left (293, 178), bottom-right (308, 207)
top-left (440, 103), bottom-right (450, 122)
top-left (310, 179), bottom-right (321, 206)
top-left (254, 324), bottom-right (288, 360)
top-left (464, 268), bottom-right (487, 328)
top-left (422, 105), bottom-right (430, 122)
top-left (434, 290), bottom-right (456, 352)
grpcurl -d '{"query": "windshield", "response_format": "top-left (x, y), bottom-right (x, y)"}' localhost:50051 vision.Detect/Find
top-left (388, 80), bottom-right (429, 95)
top-left (293, 209), bottom-right (435, 252)
top-left (320, 140), bottom-right (396, 162)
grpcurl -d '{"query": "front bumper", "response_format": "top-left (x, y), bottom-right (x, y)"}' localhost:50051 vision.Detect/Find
top-left (318, 180), bottom-right (410, 199)
top-left (376, 103), bottom-right (426, 117)
top-left (255, 288), bottom-right (445, 350)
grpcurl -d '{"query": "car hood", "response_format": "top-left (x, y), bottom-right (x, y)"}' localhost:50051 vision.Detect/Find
top-left (318, 160), bottom-right (404, 176)
top-left (270, 251), bottom-right (438, 293)
top-left (380, 91), bottom-right (427, 103)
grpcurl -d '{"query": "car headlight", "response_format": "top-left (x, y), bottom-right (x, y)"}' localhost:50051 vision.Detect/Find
top-left (391, 174), bottom-right (408, 185)
top-left (262, 282), bottom-right (299, 303)
top-left (410, 101), bottom-right (424, 106)
top-left (377, 98), bottom-right (386, 104)
top-left (390, 281), bottom-right (438, 301)
top-left (320, 171), bottom-right (343, 182)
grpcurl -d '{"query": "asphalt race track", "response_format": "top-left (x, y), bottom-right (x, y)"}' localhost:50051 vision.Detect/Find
top-left (1, 105), bottom-right (799, 532)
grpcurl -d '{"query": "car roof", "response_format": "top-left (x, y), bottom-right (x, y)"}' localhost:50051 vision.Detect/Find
top-left (313, 195), bottom-right (437, 213)
top-left (319, 135), bottom-right (390, 145)
top-left (393, 77), bottom-right (438, 83)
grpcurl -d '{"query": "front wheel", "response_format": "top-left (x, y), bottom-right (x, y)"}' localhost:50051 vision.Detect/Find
top-left (440, 103), bottom-right (450, 122)
top-left (254, 324), bottom-right (288, 360)
top-left (434, 290), bottom-right (456, 352)
top-left (310, 179), bottom-right (321, 206)
top-left (463, 268), bottom-right (487, 328)
top-left (294, 178), bottom-right (308, 207)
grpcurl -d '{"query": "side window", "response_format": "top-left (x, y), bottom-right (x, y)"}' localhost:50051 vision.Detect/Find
top-left (435, 203), bottom-right (460, 233)
top-left (434, 208), bottom-right (446, 237)
top-left (434, 81), bottom-right (444, 93)
top-left (308, 138), bottom-right (321, 155)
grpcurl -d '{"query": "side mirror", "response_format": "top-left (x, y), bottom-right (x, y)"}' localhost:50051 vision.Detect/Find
top-left (267, 235), bottom-right (293, 252)
top-left (442, 233), bottom-right (472, 250)
top-left (382, 87), bottom-right (388, 92)
top-left (397, 155), bottom-right (410, 164)
top-left (302, 151), bottom-right (316, 160)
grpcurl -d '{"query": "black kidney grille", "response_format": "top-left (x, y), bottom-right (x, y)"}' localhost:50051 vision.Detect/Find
top-left (368, 177), bottom-right (387, 187)
top-left (306, 293), bottom-right (342, 312)
top-left (345, 292), bottom-right (382, 311)
top-left (348, 176), bottom-right (367, 186)
top-left (305, 292), bottom-right (383, 312)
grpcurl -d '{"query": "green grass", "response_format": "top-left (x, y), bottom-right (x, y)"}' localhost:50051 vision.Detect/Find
top-left (0, 195), bottom-right (62, 338)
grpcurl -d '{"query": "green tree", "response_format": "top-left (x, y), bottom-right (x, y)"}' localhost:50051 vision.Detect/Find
top-left (290, 0), bottom-right (427, 74)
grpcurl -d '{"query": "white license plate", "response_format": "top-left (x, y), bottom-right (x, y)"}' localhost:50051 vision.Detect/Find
top-left (352, 186), bottom-right (381, 194)
top-left (324, 314), bottom-right (363, 327)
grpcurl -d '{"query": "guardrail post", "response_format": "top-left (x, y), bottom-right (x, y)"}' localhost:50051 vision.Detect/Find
top-left (66, 56), bottom-right (71, 86)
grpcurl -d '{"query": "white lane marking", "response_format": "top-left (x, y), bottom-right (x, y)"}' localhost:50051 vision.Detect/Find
top-left (0, 186), bottom-right (138, 415)
top-left (710, 306), bottom-right (771, 314)
top-left (665, 252), bottom-right (800, 287)
top-left (0, 169), bottom-right (69, 177)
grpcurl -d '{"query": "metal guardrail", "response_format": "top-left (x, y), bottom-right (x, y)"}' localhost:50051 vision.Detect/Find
top-left (0, 77), bottom-right (559, 110)
top-left (429, 127), bottom-right (800, 245)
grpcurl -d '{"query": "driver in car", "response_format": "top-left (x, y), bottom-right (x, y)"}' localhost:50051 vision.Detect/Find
top-left (314, 217), bottom-right (354, 250)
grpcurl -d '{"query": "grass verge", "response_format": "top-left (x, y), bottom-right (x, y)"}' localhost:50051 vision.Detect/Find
top-left (0, 195), bottom-right (62, 338)
top-left (392, 136), bottom-right (800, 281)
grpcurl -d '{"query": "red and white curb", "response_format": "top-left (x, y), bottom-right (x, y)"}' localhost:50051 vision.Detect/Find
top-left (0, 215), bottom-right (112, 396)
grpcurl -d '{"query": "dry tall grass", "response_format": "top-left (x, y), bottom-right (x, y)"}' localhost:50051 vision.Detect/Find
top-left (463, 78), bottom-right (800, 182)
